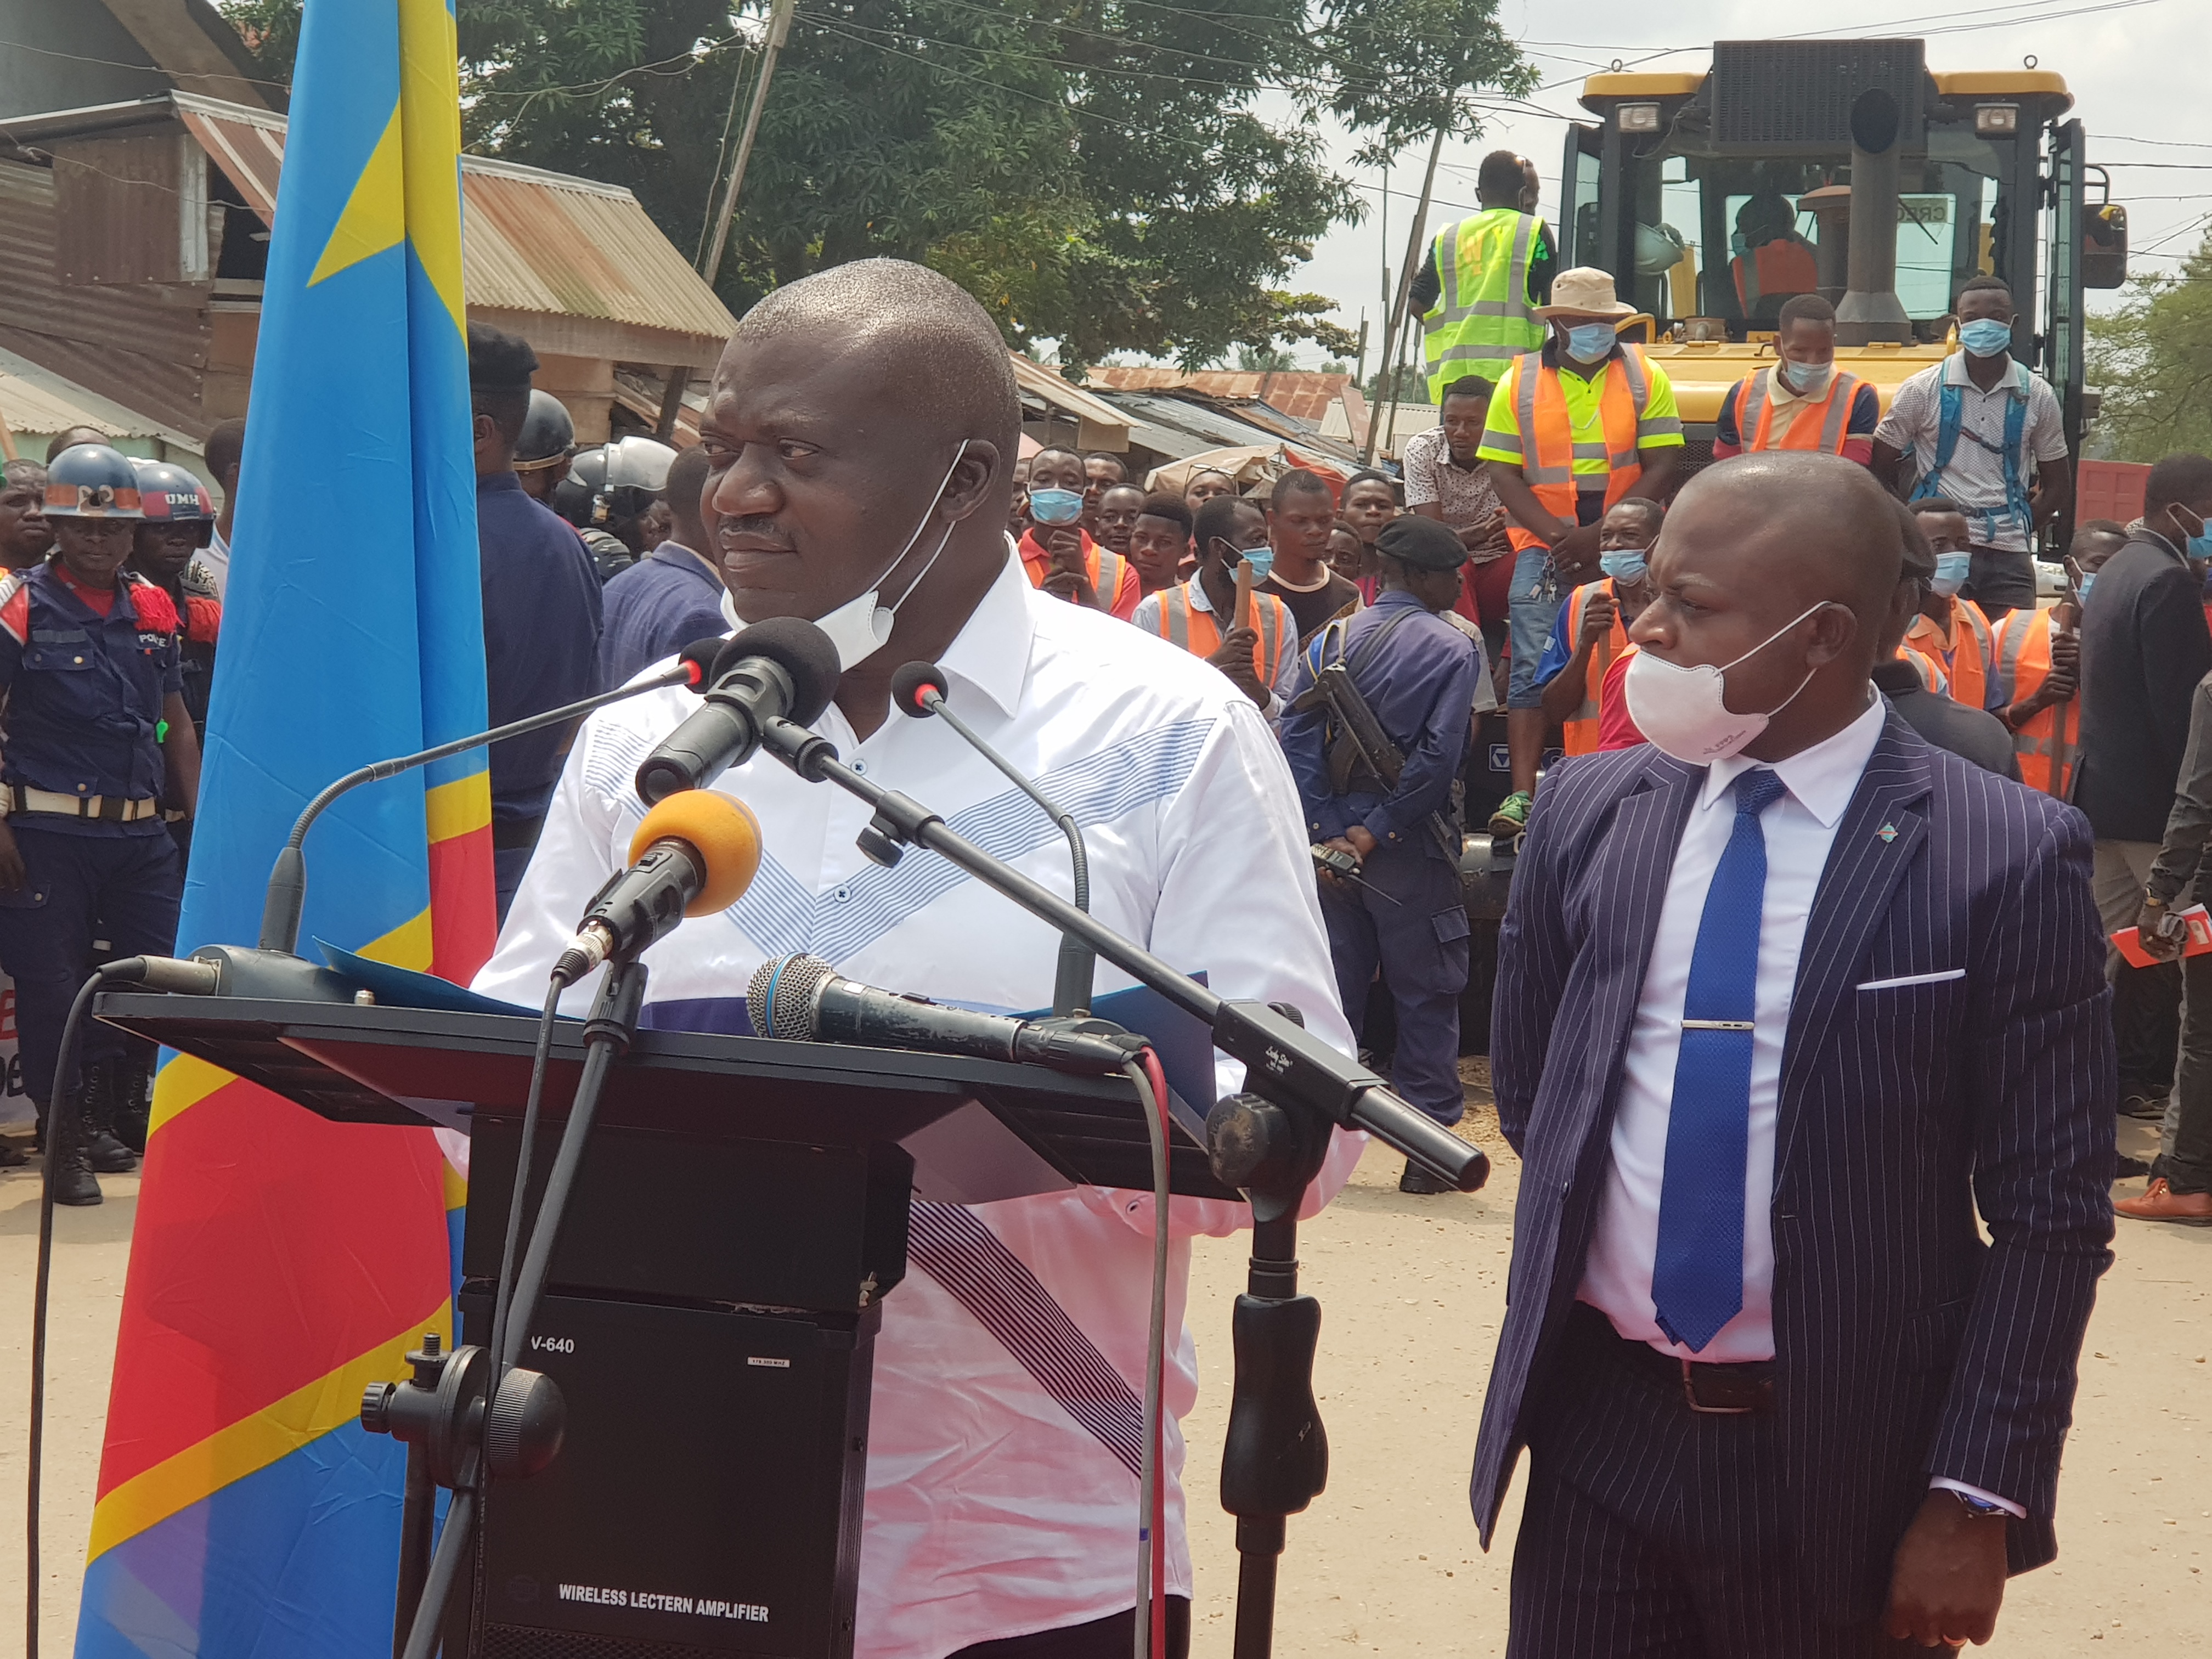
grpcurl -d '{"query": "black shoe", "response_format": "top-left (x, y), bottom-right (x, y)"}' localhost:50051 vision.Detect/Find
top-left (77, 1061), bottom-right (139, 1172)
top-left (2120, 1093), bottom-right (2171, 1121)
top-left (47, 1131), bottom-right (103, 1207)
top-left (2115, 1153), bottom-right (2153, 1178)
top-left (0, 1138), bottom-right (26, 1167)
top-left (111, 1059), bottom-right (151, 1154)
top-left (1399, 1158), bottom-right (1454, 1195)
top-left (84, 1125), bottom-right (138, 1173)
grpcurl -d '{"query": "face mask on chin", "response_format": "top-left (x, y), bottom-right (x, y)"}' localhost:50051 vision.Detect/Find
top-left (1621, 601), bottom-right (1838, 764)
top-left (719, 444), bottom-right (973, 673)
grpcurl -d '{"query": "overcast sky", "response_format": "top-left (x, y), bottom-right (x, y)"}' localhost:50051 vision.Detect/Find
top-left (1239, 0), bottom-right (2209, 370)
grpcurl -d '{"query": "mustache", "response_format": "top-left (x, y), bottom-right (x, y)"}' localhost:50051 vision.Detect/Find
top-left (715, 514), bottom-right (795, 551)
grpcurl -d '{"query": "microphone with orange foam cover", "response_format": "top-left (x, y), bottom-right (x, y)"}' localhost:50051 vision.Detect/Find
top-left (554, 789), bottom-right (763, 980)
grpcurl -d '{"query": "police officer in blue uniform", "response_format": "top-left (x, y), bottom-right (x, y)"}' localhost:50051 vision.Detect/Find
top-left (0, 444), bottom-right (199, 1204)
top-left (1279, 514), bottom-right (1483, 1193)
top-left (470, 323), bottom-right (605, 917)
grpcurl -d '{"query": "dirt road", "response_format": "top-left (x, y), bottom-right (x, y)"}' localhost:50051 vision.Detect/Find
top-left (3, 1107), bottom-right (2203, 1656)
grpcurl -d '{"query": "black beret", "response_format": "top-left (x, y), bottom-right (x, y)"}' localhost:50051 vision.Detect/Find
top-left (1376, 514), bottom-right (1468, 571)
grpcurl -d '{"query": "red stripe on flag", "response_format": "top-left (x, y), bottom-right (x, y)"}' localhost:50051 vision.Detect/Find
top-left (95, 1074), bottom-right (451, 1500)
top-left (428, 819), bottom-right (495, 984)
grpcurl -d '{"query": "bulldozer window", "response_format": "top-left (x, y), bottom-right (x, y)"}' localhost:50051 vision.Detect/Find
top-left (1620, 129), bottom-right (2016, 338)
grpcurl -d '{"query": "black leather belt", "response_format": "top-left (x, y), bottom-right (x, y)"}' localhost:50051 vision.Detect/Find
top-left (1575, 1302), bottom-right (1776, 1415)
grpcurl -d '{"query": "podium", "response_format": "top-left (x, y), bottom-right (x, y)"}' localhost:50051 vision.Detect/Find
top-left (98, 992), bottom-right (1231, 1659)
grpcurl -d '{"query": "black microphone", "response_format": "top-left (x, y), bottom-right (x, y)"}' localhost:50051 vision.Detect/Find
top-left (634, 618), bottom-right (843, 806)
top-left (258, 636), bottom-right (730, 954)
top-left (890, 661), bottom-right (1096, 1017)
top-left (747, 952), bottom-right (1137, 1076)
top-left (553, 790), bottom-right (765, 981)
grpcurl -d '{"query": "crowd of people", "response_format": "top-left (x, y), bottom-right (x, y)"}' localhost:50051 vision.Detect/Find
top-left (2, 228), bottom-right (2202, 1651)
top-left (8, 240), bottom-right (2211, 1231)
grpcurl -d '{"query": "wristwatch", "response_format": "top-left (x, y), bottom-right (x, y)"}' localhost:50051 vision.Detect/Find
top-left (1944, 1489), bottom-right (2011, 1521)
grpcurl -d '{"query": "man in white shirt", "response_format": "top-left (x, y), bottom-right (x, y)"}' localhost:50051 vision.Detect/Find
top-left (1871, 276), bottom-right (2072, 623)
top-left (199, 415), bottom-right (245, 599)
top-left (1472, 452), bottom-right (2113, 1655)
top-left (476, 258), bottom-right (1361, 1659)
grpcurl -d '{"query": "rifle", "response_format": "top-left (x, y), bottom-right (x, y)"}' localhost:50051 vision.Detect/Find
top-left (1297, 655), bottom-right (1462, 862)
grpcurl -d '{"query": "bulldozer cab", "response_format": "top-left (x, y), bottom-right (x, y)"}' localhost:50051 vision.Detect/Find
top-left (1561, 39), bottom-right (2123, 473)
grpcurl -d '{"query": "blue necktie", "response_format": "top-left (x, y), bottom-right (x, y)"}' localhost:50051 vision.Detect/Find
top-left (1651, 766), bottom-right (1787, 1354)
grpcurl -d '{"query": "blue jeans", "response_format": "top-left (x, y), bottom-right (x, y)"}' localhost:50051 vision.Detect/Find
top-left (1507, 546), bottom-right (1566, 710)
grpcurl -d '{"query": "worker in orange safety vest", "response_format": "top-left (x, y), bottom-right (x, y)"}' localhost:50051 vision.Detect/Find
top-left (1475, 266), bottom-right (1682, 837)
top-left (1713, 295), bottom-right (1880, 465)
top-left (1902, 498), bottom-right (1996, 710)
top-left (1132, 492), bottom-right (1293, 708)
top-left (1992, 519), bottom-right (2128, 795)
top-left (1534, 498), bottom-right (1664, 755)
top-left (1018, 445), bottom-right (1142, 620)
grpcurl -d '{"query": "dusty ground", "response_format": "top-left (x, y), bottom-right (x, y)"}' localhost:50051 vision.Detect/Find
top-left (2, 1075), bottom-right (2205, 1656)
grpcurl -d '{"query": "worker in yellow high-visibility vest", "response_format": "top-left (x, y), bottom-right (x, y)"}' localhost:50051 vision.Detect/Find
top-left (1477, 267), bottom-right (1683, 837)
top-left (1410, 150), bottom-right (1554, 399)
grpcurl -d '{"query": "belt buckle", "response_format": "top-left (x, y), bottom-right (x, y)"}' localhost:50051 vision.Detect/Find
top-left (1679, 1358), bottom-right (1763, 1415)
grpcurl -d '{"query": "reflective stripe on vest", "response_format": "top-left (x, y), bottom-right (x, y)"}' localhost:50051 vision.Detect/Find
top-left (1504, 346), bottom-right (1654, 551)
top-left (1737, 368), bottom-right (1863, 455)
top-left (1898, 644), bottom-right (1948, 695)
top-left (1152, 582), bottom-right (1287, 686)
top-left (1560, 579), bottom-right (1629, 757)
top-left (1906, 598), bottom-right (1992, 709)
top-left (1993, 607), bottom-right (2079, 796)
top-left (1423, 208), bottom-right (1547, 398)
top-left (1023, 534), bottom-right (1132, 610)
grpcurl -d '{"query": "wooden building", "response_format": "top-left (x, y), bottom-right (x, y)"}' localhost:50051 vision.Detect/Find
top-left (0, 90), bottom-right (736, 461)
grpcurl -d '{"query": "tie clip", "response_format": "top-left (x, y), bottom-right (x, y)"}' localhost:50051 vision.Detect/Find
top-left (1681, 1019), bottom-right (1753, 1031)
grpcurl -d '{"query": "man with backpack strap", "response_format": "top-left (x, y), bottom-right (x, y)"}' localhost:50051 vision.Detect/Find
top-left (1872, 275), bottom-right (2073, 623)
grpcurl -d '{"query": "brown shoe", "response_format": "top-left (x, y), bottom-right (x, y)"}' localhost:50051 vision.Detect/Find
top-left (2115, 1177), bottom-right (2212, 1225)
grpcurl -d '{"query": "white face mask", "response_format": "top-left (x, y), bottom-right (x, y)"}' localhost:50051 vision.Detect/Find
top-left (1622, 601), bottom-right (1837, 764)
top-left (718, 444), bottom-right (972, 671)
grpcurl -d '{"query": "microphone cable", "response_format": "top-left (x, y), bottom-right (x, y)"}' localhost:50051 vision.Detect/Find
top-left (25, 958), bottom-right (142, 1659)
top-left (1124, 1046), bottom-right (1173, 1659)
top-left (486, 975), bottom-right (571, 1424)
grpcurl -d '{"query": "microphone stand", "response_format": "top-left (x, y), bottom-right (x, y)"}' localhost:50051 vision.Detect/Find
top-left (755, 713), bottom-right (1485, 1659)
top-left (369, 951), bottom-right (650, 1659)
top-left (911, 685), bottom-right (1095, 1017)
top-left (259, 663), bottom-right (705, 954)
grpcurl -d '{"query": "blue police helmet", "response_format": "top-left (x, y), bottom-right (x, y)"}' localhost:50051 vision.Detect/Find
top-left (44, 442), bottom-right (143, 519)
top-left (131, 459), bottom-right (217, 528)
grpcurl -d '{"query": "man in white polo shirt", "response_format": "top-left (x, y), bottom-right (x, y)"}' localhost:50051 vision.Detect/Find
top-left (476, 258), bottom-right (1361, 1659)
top-left (1872, 275), bottom-right (2072, 624)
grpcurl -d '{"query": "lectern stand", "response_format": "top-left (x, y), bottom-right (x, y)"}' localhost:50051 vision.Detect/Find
top-left (98, 992), bottom-right (1232, 1659)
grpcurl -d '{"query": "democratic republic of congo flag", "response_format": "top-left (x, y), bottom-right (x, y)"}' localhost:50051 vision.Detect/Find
top-left (76, 1), bottom-right (491, 1651)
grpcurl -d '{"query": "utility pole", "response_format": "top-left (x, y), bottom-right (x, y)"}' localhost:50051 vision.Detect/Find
top-left (1363, 123), bottom-right (1447, 466)
top-left (698, 0), bottom-right (795, 291)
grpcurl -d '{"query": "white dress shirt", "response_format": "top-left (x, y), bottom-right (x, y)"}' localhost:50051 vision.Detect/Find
top-left (1575, 694), bottom-right (2022, 1515)
top-left (476, 550), bottom-right (1364, 1655)
top-left (1579, 695), bottom-right (1886, 1362)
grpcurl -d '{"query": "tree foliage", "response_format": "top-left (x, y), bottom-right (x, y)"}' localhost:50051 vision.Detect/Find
top-left (2086, 236), bottom-right (2212, 462)
top-left (216, 1), bottom-right (1533, 371)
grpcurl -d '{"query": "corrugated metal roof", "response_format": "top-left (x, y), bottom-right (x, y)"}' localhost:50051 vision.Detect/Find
top-left (1009, 353), bottom-right (1130, 447)
top-left (170, 93), bottom-right (735, 347)
top-left (1087, 368), bottom-right (1353, 424)
top-left (0, 342), bottom-right (200, 452)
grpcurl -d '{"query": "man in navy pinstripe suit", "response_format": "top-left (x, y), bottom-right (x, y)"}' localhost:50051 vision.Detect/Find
top-left (1472, 453), bottom-right (2115, 1655)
